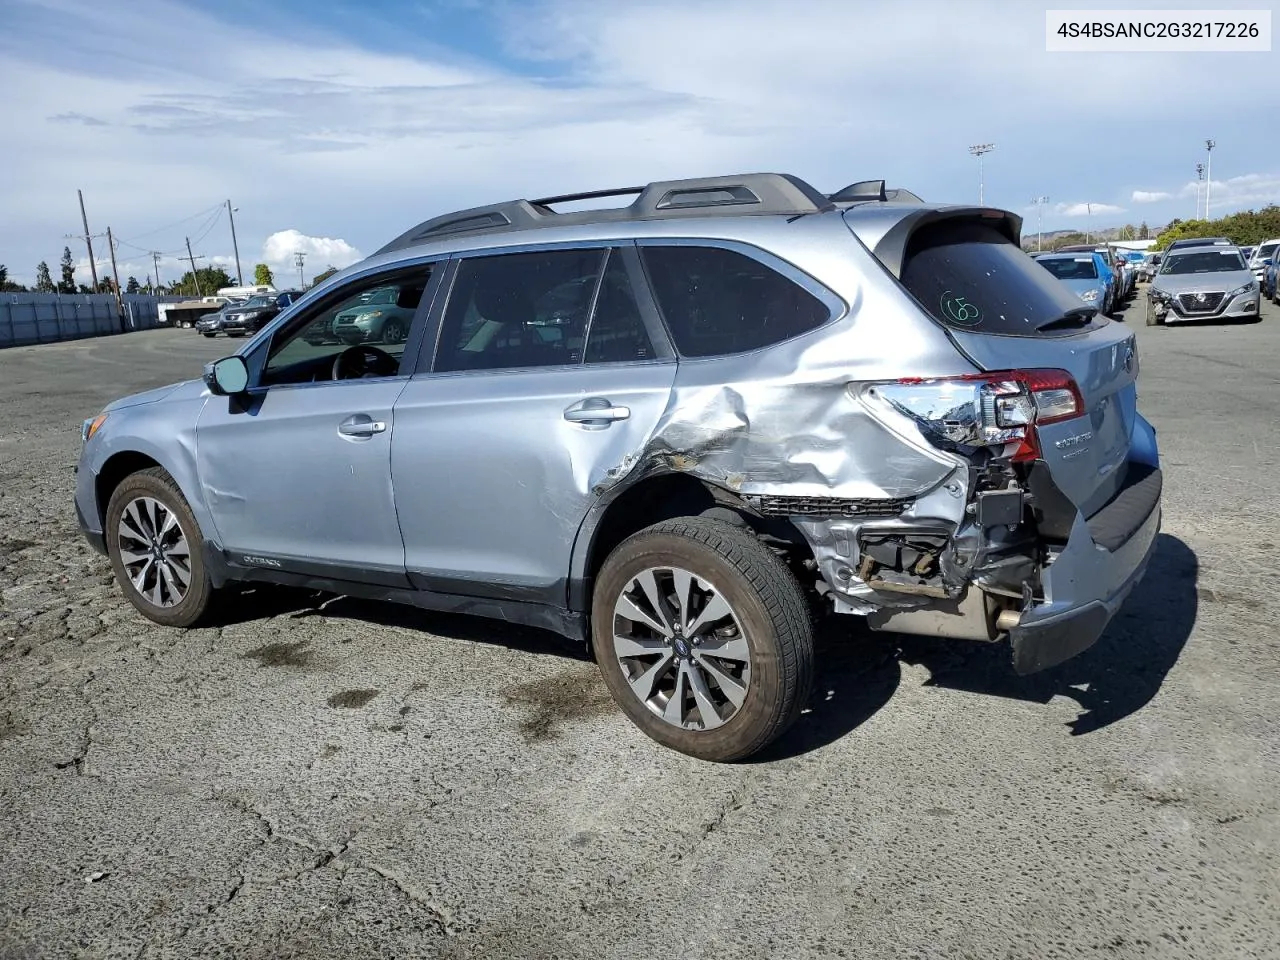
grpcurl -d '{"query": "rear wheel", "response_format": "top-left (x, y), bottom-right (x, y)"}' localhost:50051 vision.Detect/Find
top-left (591, 517), bottom-right (814, 762)
top-left (105, 467), bottom-right (217, 628)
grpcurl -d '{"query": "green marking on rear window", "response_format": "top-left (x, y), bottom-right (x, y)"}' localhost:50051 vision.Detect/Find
top-left (940, 291), bottom-right (982, 326)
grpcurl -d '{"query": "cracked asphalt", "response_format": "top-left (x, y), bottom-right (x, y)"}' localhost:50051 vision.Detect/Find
top-left (2, 293), bottom-right (1279, 959)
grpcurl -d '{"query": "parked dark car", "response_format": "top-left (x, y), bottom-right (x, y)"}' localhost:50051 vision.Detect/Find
top-left (194, 299), bottom-right (246, 337)
top-left (219, 291), bottom-right (303, 338)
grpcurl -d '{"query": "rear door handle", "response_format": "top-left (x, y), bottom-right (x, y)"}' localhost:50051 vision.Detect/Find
top-left (338, 414), bottom-right (387, 439)
top-left (563, 397), bottom-right (630, 425)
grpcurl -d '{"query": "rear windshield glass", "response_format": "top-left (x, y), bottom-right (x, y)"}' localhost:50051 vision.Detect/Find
top-left (1038, 257), bottom-right (1098, 281)
top-left (900, 222), bottom-right (1102, 337)
top-left (1160, 250), bottom-right (1246, 274)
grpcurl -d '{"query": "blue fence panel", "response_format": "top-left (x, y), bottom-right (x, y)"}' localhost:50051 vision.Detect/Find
top-left (0, 293), bottom-right (167, 349)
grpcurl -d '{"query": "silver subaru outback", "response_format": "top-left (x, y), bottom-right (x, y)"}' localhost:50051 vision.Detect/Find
top-left (74, 173), bottom-right (1162, 762)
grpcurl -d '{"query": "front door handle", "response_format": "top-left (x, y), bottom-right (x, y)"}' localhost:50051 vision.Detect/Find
top-left (563, 397), bottom-right (631, 426)
top-left (338, 414), bottom-right (387, 439)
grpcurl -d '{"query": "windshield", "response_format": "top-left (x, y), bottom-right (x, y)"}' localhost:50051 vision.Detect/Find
top-left (1255, 242), bottom-right (1278, 261)
top-left (1038, 257), bottom-right (1098, 281)
top-left (244, 296), bottom-right (272, 308)
top-left (1160, 250), bottom-right (1247, 274)
top-left (900, 222), bottom-right (1101, 337)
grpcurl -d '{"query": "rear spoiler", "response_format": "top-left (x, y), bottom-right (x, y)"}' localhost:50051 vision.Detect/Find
top-left (865, 207), bottom-right (1024, 278)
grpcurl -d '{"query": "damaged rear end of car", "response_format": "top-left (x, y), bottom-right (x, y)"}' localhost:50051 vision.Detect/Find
top-left (613, 202), bottom-right (1161, 677)
top-left (808, 203), bottom-right (1161, 673)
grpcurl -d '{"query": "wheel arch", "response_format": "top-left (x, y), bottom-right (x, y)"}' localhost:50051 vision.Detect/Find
top-left (91, 437), bottom-right (215, 548)
top-left (566, 470), bottom-right (812, 614)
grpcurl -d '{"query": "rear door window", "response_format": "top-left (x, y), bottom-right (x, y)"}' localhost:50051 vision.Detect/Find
top-left (900, 221), bottom-right (1106, 337)
top-left (639, 245), bottom-right (832, 357)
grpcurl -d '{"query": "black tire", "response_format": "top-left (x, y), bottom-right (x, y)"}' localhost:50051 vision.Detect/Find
top-left (590, 517), bottom-right (814, 762)
top-left (105, 467), bottom-right (217, 628)
top-left (381, 318), bottom-right (406, 344)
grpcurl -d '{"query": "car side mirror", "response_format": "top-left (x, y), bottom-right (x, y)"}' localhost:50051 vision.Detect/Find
top-left (203, 356), bottom-right (250, 396)
top-left (1265, 258), bottom-right (1275, 266)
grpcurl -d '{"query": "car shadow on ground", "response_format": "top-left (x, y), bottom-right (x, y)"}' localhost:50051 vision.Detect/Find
top-left (204, 584), bottom-right (587, 661)
top-left (203, 536), bottom-right (1197, 763)
top-left (755, 533), bottom-right (1199, 762)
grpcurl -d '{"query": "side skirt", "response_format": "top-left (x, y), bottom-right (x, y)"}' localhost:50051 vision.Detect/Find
top-left (204, 546), bottom-right (589, 648)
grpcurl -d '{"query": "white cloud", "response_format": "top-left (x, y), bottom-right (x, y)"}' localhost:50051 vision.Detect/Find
top-left (1057, 202), bottom-right (1126, 217)
top-left (1132, 191), bottom-right (1172, 204)
top-left (1174, 172), bottom-right (1280, 208)
top-left (260, 230), bottom-right (362, 284)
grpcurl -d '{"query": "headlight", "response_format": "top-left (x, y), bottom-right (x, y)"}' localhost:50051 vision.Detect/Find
top-left (1227, 281), bottom-right (1258, 297)
top-left (82, 413), bottom-right (108, 442)
top-left (356, 310), bottom-right (384, 320)
top-left (1079, 289), bottom-right (1099, 302)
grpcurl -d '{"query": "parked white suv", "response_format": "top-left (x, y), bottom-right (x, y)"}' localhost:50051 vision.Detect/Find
top-left (1247, 239), bottom-right (1280, 285)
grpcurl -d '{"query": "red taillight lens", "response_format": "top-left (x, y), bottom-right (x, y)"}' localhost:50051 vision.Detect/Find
top-left (871, 369), bottom-right (1084, 463)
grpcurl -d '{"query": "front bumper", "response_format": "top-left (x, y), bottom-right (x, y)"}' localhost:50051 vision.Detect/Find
top-left (1154, 289), bottom-right (1260, 321)
top-left (335, 325), bottom-right (374, 343)
top-left (75, 483), bottom-right (107, 556)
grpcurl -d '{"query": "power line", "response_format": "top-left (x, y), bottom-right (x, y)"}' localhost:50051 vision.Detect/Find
top-left (119, 202), bottom-right (224, 245)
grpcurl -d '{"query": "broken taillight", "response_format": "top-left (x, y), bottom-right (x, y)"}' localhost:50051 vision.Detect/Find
top-left (869, 369), bottom-right (1084, 462)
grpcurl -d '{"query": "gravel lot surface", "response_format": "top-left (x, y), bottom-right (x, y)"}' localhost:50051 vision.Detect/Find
top-left (2, 293), bottom-right (1278, 959)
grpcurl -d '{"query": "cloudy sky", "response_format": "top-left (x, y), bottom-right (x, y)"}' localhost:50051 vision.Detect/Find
top-left (1, 0), bottom-right (1275, 287)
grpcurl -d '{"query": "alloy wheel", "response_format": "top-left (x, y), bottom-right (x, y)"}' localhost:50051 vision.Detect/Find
top-left (116, 496), bottom-right (192, 608)
top-left (611, 567), bottom-right (751, 731)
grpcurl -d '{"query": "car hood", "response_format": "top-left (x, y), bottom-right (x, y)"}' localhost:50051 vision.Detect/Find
top-left (103, 378), bottom-right (205, 412)
top-left (1152, 271), bottom-right (1253, 294)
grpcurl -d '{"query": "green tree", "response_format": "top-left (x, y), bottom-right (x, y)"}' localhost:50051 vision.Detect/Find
top-left (34, 261), bottom-right (55, 293)
top-left (1138, 221), bottom-right (1150, 240)
top-left (253, 262), bottom-right (274, 286)
top-left (0, 264), bottom-right (25, 292)
top-left (172, 266), bottom-right (235, 297)
top-left (311, 265), bottom-right (339, 286)
top-left (77, 283), bottom-right (92, 294)
top-left (1152, 204), bottom-right (1280, 250)
top-left (126, 276), bottom-right (140, 294)
top-left (58, 246), bottom-right (77, 294)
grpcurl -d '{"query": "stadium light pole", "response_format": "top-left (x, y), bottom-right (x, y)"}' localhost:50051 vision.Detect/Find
top-left (969, 143), bottom-right (995, 204)
top-left (1195, 163), bottom-right (1205, 219)
top-left (1204, 139), bottom-right (1215, 219)
top-left (1031, 196), bottom-right (1049, 251)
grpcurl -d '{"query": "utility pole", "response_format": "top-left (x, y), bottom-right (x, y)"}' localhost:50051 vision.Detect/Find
top-left (1195, 163), bottom-right (1205, 219)
top-left (151, 251), bottom-right (162, 293)
top-left (185, 237), bottom-right (206, 296)
top-left (226, 200), bottom-right (243, 285)
top-left (1085, 202), bottom-right (1093, 244)
top-left (1031, 196), bottom-right (1049, 252)
top-left (1204, 139), bottom-right (1215, 219)
top-left (969, 143), bottom-right (994, 205)
top-left (77, 189), bottom-right (100, 290)
top-left (106, 227), bottom-right (123, 303)
top-left (294, 251), bottom-right (306, 289)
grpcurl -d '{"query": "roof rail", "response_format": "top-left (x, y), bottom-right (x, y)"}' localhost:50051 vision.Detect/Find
top-left (374, 172), bottom-right (837, 256)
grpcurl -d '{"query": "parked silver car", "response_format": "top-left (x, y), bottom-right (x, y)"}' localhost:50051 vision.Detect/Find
top-left (1146, 244), bottom-right (1260, 325)
top-left (74, 173), bottom-right (1162, 761)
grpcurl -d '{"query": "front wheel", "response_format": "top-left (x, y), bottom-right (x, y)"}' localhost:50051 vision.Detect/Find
top-left (105, 467), bottom-right (217, 628)
top-left (381, 318), bottom-right (407, 344)
top-left (591, 517), bottom-right (814, 762)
